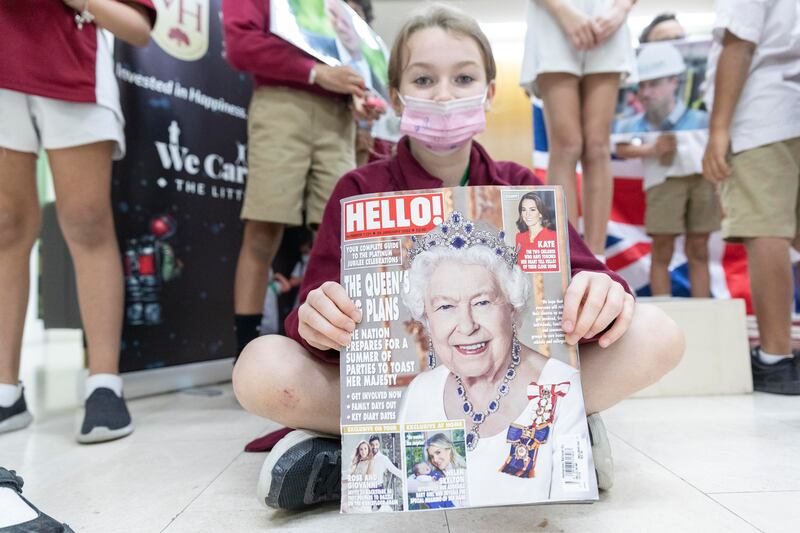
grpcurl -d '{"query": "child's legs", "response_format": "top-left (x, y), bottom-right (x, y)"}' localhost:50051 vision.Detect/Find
top-left (745, 237), bottom-right (793, 354)
top-left (579, 73), bottom-right (619, 255)
top-left (580, 303), bottom-right (684, 414)
top-left (0, 148), bottom-right (40, 384)
top-left (537, 73), bottom-right (582, 228)
top-left (234, 221), bottom-right (284, 314)
top-left (649, 234), bottom-right (676, 296)
top-left (685, 233), bottom-right (711, 297)
top-left (49, 142), bottom-right (122, 375)
top-left (685, 175), bottom-right (720, 298)
top-left (234, 335), bottom-right (341, 435)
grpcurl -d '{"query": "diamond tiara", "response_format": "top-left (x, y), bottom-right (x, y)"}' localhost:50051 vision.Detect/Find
top-left (407, 211), bottom-right (519, 268)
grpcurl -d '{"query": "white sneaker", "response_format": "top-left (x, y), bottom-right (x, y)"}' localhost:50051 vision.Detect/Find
top-left (257, 429), bottom-right (341, 510)
top-left (588, 413), bottom-right (614, 490)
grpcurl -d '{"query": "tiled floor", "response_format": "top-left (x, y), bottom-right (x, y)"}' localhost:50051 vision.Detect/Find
top-left (3, 333), bottom-right (800, 532)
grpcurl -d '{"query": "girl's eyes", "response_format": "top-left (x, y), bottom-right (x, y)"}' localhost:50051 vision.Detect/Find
top-left (474, 300), bottom-right (490, 307)
top-left (436, 304), bottom-right (454, 311)
top-left (411, 74), bottom-right (476, 87)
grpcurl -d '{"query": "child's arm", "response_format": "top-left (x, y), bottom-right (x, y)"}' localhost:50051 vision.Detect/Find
top-left (703, 30), bottom-right (756, 183)
top-left (616, 134), bottom-right (676, 161)
top-left (63, 0), bottom-right (153, 46)
top-left (222, 0), bottom-right (364, 97)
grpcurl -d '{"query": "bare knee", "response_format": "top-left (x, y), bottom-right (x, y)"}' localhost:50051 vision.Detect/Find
top-left (650, 236), bottom-right (676, 266)
top-left (685, 235), bottom-right (710, 263)
top-left (581, 136), bottom-right (611, 165)
top-left (233, 335), bottom-right (302, 419)
top-left (550, 133), bottom-right (583, 164)
top-left (0, 209), bottom-right (37, 251)
top-left (242, 221), bottom-right (283, 264)
top-left (58, 203), bottom-right (113, 248)
top-left (636, 303), bottom-right (685, 377)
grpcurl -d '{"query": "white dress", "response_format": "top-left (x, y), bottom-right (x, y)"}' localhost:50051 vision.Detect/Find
top-left (520, 0), bottom-right (636, 96)
top-left (398, 357), bottom-right (598, 506)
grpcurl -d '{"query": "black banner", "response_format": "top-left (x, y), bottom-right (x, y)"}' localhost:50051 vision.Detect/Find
top-left (112, 0), bottom-right (251, 372)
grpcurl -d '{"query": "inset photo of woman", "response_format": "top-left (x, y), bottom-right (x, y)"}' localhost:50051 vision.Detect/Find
top-left (508, 190), bottom-right (561, 273)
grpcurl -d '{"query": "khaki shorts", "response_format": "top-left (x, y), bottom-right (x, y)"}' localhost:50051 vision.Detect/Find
top-left (646, 174), bottom-right (721, 235)
top-left (242, 86), bottom-right (355, 227)
top-left (721, 137), bottom-right (800, 242)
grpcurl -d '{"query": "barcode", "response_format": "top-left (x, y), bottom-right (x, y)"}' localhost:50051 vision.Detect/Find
top-left (560, 435), bottom-right (589, 492)
top-left (562, 447), bottom-right (581, 484)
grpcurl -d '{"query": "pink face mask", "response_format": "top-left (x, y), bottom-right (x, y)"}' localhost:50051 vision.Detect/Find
top-left (398, 92), bottom-right (487, 155)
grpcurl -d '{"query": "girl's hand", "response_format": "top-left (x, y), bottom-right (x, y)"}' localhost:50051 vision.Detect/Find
top-left (562, 271), bottom-right (634, 348)
top-left (298, 281), bottom-right (362, 351)
top-left (591, 0), bottom-right (634, 45)
top-left (553, 4), bottom-right (597, 51)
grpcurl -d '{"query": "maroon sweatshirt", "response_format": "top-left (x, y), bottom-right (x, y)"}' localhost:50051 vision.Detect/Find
top-left (285, 139), bottom-right (633, 364)
top-left (221, 0), bottom-right (339, 99)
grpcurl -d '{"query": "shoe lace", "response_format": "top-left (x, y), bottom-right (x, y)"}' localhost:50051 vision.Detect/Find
top-left (0, 468), bottom-right (24, 493)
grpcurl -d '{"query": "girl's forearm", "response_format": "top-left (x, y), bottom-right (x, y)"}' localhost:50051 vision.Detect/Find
top-left (81, 0), bottom-right (153, 47)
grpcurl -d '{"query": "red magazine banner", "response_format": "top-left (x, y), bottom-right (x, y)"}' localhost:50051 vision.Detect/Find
top-left (343, 193), bottom-right (445, 241)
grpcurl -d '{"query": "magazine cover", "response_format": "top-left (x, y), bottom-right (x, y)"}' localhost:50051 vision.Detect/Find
top-left (339, 186), bottom-right (598, 513)
top-left (269, 0), bottom-right (401, 141)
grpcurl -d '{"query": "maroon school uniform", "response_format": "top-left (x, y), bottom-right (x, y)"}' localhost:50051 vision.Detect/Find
top-left (284, 139), bottom-right (632, 364)
top-left (0, 0), bottom-right (156, 102)
top-left (222, 0), bottom-right (341, 100)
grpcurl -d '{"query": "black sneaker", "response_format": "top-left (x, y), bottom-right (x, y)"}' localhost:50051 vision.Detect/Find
top-left (0, 388), bottom-right (33, 435)
top-left (0, 468), bottom-right (74, 533)
top-left (751, 346), bottom-right (800, 395)
top-left (256, 429), bottom-right (341, 511)
top-left (76, 388), bottom-right (134, 444)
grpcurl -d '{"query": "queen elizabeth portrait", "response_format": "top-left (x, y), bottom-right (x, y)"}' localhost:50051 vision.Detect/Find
top-left (398, 212), bottom-right (597, 506)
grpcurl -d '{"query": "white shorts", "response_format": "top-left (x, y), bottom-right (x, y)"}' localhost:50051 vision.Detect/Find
top-left (520, 0), bottom-right (637, 96)
top-left (0, 88), bottom-right (125, 160)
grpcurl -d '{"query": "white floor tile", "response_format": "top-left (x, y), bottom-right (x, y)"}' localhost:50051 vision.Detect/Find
top-left (8, 439), bottom-right (244, 533)
top-left (712, 492), bottom-right (800, 533)
top-left (602, 396), bottom-right (800, 493)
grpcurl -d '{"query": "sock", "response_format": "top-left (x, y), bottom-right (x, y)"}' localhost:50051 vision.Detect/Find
top-left (0, 487), bottom-right (38, 527)
top-left (85, 373), bottom-right (123, 400)
top-left (594, 254), bottom-right (606, 264)
top-left (235, 313), bottom-right (263, 355)
top-left (0, 382), bottom-right (22, 408)
top-left (757, 348), bottom-right (792, 365)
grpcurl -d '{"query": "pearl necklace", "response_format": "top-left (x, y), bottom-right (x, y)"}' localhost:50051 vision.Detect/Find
top-left (455, 335), bottom-right (521, 451)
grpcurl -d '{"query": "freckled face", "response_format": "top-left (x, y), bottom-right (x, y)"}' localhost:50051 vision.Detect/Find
top-left (392, 27), bottom-right (494, 112)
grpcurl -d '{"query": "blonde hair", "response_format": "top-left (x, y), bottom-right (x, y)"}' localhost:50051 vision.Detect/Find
top-left (426, 432), bottom-right (467, 474)
top-left (388, 3), bottom-right (497, 91)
